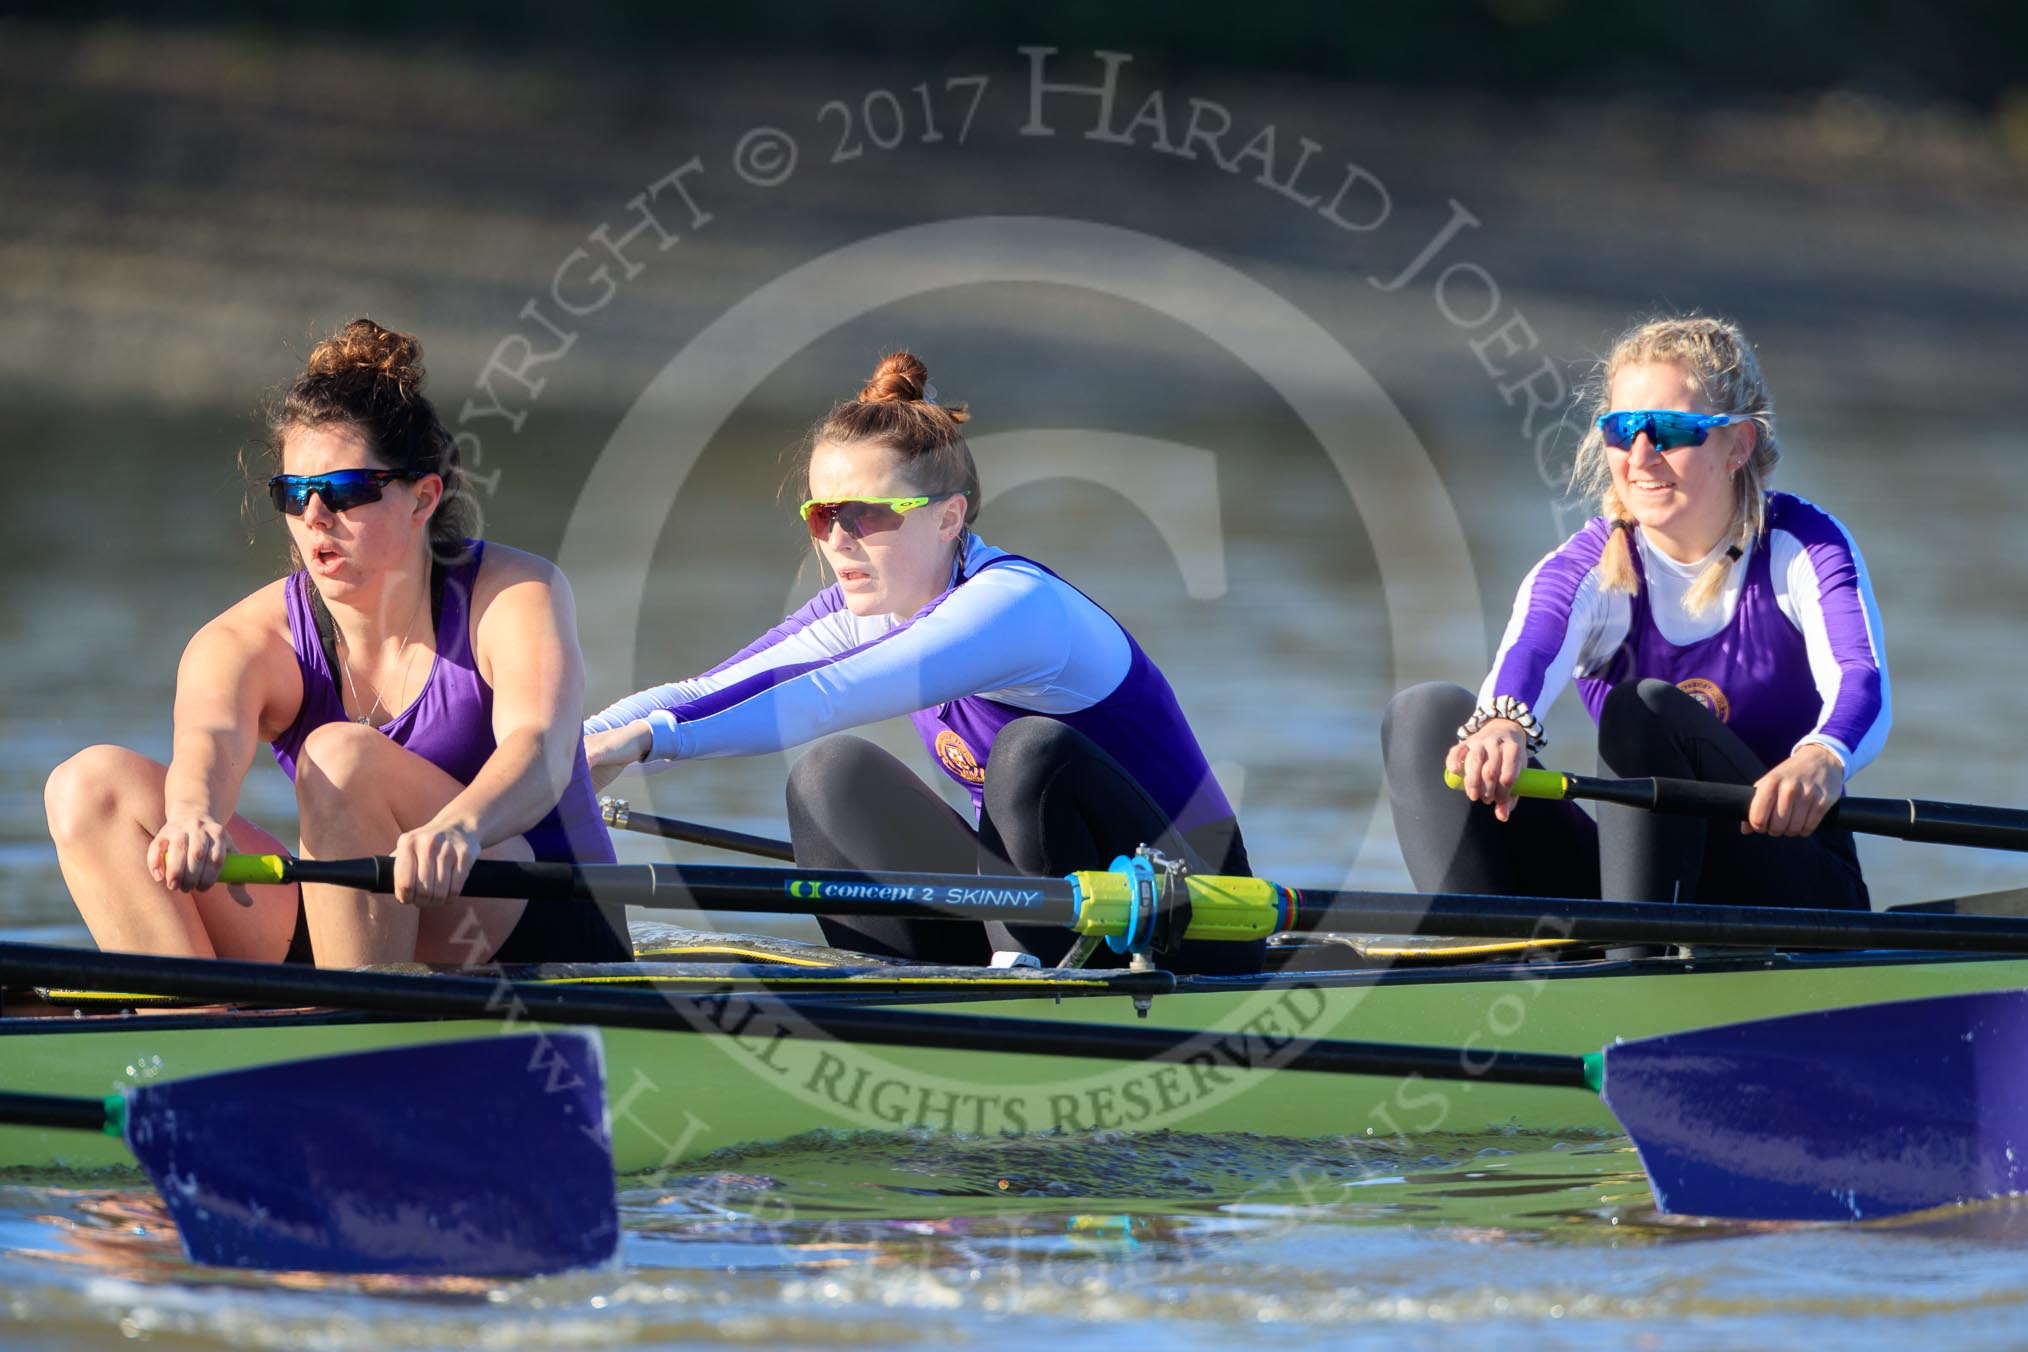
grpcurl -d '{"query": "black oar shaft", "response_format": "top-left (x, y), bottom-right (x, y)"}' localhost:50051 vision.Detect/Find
top-left (809, 1009), bottom-right (1592, 1088)
top-left (260, 856), bottom-right (2028, 955)
top-left (1289, 888), bottom-right (2028, 954)
top-left (1848, 799), bottom-right (2028, 849)
top-left (601, 803), bottom-right (796, 862)
top-left (0, 1090), bottom-right (110, 1133)
top-left (1564, 774), bottom-right (2028, 853)
top-left (0, 943), bottom-right (1590, 1091)
top-left (281, 858), bottom-right (1087, 926)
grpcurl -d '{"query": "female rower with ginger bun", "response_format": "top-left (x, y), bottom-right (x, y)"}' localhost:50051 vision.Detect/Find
top-left (584, 352), bottom-right (1257, 972)
top-left (1383, 315), bottom-right (1888, 909)
top-left (44, 319), bottom-right (626, 966)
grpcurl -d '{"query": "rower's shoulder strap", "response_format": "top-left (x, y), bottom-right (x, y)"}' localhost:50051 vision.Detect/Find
top-left (306, 560), bottom-right (449, 675)
top-left (309, 576), bottom-right (338, 675)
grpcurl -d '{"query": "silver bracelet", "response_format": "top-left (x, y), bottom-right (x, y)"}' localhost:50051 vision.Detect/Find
top-left (1456, 695), bottom-right (1546, 752)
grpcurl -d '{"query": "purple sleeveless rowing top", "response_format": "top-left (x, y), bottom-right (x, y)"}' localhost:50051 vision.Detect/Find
top-left (1576, 518), bottom-right (1816, 771)
top-left (907, 556), bottom-right (1237, 834)
top-left (271, 541), bottom-right (616, 868)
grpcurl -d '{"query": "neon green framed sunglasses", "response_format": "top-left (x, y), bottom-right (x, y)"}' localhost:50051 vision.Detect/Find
top-left (799, 491), bottom-right (963, 539)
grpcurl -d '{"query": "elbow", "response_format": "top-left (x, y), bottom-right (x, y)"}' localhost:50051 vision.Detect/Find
top-left (502, 725), bottom-right (579, 801)
top-left (547, 731), bottom-right (583, 799)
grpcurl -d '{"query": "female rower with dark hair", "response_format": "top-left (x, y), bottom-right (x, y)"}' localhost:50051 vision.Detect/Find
top-left (1383, 314), bottom-right (1889, 910)
top-left (44, 320), bottom-right (626, 965)
top-left (584, 352), bottom-right (1256, 972)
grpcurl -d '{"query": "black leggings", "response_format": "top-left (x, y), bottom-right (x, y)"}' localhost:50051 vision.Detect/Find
top-left (785, 718), bottom-right (1261, 973)
top-left (1381, 680), bottom-right (1867, 910)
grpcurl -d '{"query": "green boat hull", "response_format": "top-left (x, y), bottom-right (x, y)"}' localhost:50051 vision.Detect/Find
top-left (4, 950), bottom-right (2024, 1175)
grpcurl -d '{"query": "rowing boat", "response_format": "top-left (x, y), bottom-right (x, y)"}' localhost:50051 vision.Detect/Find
top-left (6, 922), bottom-right (2027, 1176)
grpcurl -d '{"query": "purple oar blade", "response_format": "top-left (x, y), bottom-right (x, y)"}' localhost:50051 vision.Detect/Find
top-left (122, 1031), bottom-right (617, 1276)
top-left (1600, 989), bottom-right (2028, 1221)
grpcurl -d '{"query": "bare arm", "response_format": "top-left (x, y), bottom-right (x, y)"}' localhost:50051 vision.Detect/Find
top-left (393, 548), bottom-right (587, 906)
top-left (154, 587), bottom-right (299, 891)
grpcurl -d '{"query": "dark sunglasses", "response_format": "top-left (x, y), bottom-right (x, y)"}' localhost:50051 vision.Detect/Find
top-left (799, 491), bottom-right (964, 540)
top-left (1596, 410), bottom-right (1749, 452)
top-left (267, 468), bottom-right (426, 517)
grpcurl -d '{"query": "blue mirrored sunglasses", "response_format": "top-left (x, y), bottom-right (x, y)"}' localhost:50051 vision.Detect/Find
top-left (267, 468), bottom-right (426, 516)
top-left (1596, 410), bottom-right (1749, 452)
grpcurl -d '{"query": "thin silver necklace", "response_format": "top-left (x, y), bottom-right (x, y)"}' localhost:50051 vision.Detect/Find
top-left (337, 583), bottom-right (427, 726)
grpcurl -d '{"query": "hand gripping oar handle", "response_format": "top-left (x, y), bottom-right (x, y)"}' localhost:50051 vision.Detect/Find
top-left (1454, 768), bottom-right (2028, 852)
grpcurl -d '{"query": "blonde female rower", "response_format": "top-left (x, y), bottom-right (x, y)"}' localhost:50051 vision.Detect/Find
top-left (1383, 315), bottom-right (1888, 909)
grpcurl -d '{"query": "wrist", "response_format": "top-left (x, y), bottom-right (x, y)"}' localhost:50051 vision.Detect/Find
top-left (418, 813), bottom-right (483, 843)
top-left (643, 711), bottom-right (684, 762)
top-left (1457, 696), bottom-right (1546, 752)
top-left (1795, 740), bottom-right (1847, 773)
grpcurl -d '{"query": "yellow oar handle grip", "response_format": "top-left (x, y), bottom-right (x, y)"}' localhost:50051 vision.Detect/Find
top-left (1066, 873), bottom-right (1297, 942)
top-left (218, 854), bottom-right (289, 886)
top-left (1182, 876), bottom-right (1297, 941)
top-left (1442, 767), bottom-right (1570, 800)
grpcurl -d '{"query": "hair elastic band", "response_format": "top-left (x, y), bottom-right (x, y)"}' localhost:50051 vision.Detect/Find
top-left (1457, 695), bottom-right (1547, 753)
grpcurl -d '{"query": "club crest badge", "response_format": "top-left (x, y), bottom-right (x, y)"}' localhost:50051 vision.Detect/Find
top-left (934, 729), bottom-right (986, 784)
top-left (1677, 677), bottom-right (1730, 722)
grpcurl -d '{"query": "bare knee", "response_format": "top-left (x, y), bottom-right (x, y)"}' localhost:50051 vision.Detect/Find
top-left (296, 723), bottom-right (402, 856)
top-left (45, 745), bottom-right (144, 846)
top-left (295, 722), bottom-right (387, 814)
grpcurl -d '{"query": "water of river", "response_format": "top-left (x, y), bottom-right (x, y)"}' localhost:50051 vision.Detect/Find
top-left (5, 1131), bottom-right (2028, 1350)
top-left (3, 384), bottom-right (2027, 1346)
